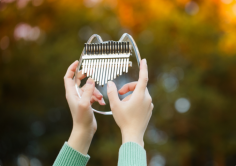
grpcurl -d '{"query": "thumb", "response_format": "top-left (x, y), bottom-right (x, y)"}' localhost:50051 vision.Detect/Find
top-left (107, 81), bottom-right (120, 108)
top-left (81, 78), bottom-right (95, 104)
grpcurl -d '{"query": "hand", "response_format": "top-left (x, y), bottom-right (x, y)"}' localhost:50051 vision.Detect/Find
top-left (64, 60), bottom-right (103, 155)
top-left (107, 59), bottom-right (153, 147)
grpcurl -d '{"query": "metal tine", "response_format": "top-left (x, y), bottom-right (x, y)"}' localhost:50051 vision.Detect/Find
top-left (92, 59), bottom-right (97, 80)
top-left (123, 58), bottom-right (126, 72)
top-left (87, 60), bottom-right (90, 76)
top-left (126, 58), bottom-right (129, 73)
top-left (117, 58), bottom-right (120, 76)
top-left (87, 60), bottom-right (91, 77)
top-left (111, 59), bottom-right (115, 80)
top-left (114, 59), bottom-right (118, 79)
top-left (90, 60), bottom-right (93, 76)
top-left (92, 60), bottom-right (96, 79)
top-left (120, 59), bottom-right (123, 76)
top-left (82, 60), bottom-right (85, 74)
top-left (103, 59), bottom-right (107, 85)
top-left (91, 60), bottom-right (94, 79)
top-left (84, 60), bottom-right (88, 74)
top-left (100, 59), bottom-right (105, 85)
top-left (90, 60), bottom-right (93, 77)
top-left (94, 59), bottom-right (98, 81)
top-left (83, 60), bottom-right (86, 74)
top-left (108, 59), bottom-right (112, 80)
top-left (97, 59), bottom-right (102, 84)
top-left (105, 59), bottom-right (109, 84)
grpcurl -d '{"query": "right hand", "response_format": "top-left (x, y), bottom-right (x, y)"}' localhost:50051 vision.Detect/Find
top-left (107, 59), bottom-right (153, 147)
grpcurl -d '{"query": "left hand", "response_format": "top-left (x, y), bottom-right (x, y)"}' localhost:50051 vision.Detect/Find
top-left (64, 60), bottom-right (104, 155)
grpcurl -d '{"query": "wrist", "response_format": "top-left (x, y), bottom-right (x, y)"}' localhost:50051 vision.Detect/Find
top-left (121, 130), bottom-right (144, 147)
top-left (68, 127), bottom-right (95, 155)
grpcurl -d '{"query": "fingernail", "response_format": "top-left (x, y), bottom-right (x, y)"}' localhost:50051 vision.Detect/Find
top-left (101, 98), bottom-right (106, 104)
top-left (107, 81), bottom-right (113, 88)
top-left (143, 59), bottom-right (147, 64)
top-left (74, 60), bottom-right (78, 63)
top-left (86, 78), bottom-right (94, 84)
top-left (98, 90), bottom-right (103, 96)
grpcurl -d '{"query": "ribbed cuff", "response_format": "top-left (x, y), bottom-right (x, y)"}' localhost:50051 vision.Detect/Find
top-left (118, 142), bottom-right (147, 166)
top-left (53, 142), bottom-right (90, 166)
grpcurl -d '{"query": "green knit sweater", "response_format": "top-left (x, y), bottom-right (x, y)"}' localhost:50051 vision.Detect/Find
top-left (53, 142), bottom-right (147, 166)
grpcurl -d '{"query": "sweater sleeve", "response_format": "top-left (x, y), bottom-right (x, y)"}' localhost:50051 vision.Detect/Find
top-left (118, 142), bottom-right (147, 166)
top-left (53, 142), bottom-right (90, 166)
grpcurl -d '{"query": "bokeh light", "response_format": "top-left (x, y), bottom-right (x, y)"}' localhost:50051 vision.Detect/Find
top-left (175, 98), bottom-right (191, 113)
top-left (185, 1), bottom-right (199, 15)
top-left (146, 126), bottom-right (168, 145)
top-left (30, 158), bottom-right (42, 166)
top-left (32, 0), bottom-right (43, 6)
top-left (162, 73), bottom-right (179, 92)
top-left (83, 0), bottom-right (101, 8)
top-left (221, 0), bottom-right (233, 4)
top-left (17, 155), bottom-right (29, 166)
top-left (149, 154), bottom-right (166, 166)
top-left (14, 23), bottom-right (41, 41)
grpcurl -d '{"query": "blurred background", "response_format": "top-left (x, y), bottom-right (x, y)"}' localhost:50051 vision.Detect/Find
top-left (1, 0), bottom-right (236, 165)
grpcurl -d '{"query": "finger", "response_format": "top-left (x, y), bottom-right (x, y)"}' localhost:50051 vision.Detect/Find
top-left (149, 103), bottom-right (154, 112)
top-left (107, 81), bottom-right (120, 108)
top-left (64, 60), bottom-right (78, 79)
top-left (81, 78), bottom-right (95, 104)
top-left (64, 60), bottom-right (79, 95)
top-left (81, 85), bottom-right (103, 100)
top-left (118, 82), bottom-right (137, 95)
top-left (122, 94), bottom-right (132, 102)
top-left (78, 87), bottom-right (83, 97)
top-left (90, 96), bottom-right (97, 104)
top-left (134, 59), bottom-right (148, 94)
top-left (98, 98), bottom-right (106, 105)
top-left (93, 88), bottom-right (103, 99)
top-left (90, 95), bottom-right (106, 105)
top-left (81, 85), bottom-right (104, 104)
top-left (75, 70), bottom-right (87, 88)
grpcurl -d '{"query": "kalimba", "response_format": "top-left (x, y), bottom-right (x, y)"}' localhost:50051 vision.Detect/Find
top-left (82, 41), bottom-right (132, 86)
top-left (75, 33), bottom-right (141, 115)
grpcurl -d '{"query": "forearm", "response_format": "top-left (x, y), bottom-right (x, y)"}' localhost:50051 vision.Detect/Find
top-left (53, 127), bottom-right (94, 166)
top-left (53, 142), bottom-right (90, 166)
top-left (121, 130), bottom-right (144, 147)
top-left (118, 142), bottom-right (147, 166)
top-left (68, 127), bottom-right (94, 155)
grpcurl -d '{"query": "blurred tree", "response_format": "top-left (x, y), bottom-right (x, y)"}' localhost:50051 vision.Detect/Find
top-left (0, 0), bottom-right (236, 166)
